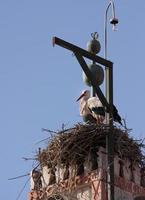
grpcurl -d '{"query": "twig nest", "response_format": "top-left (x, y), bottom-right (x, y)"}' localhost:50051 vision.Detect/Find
top-left (37, 123), bottom-right (145, 172)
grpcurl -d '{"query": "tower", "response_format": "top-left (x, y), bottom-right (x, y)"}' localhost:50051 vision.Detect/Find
top-left (28, 1), bottom-right (145, 199)
top-left (28, 123), bottom-right (145, 200)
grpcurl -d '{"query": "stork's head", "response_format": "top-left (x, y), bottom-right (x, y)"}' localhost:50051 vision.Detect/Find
top-left (76, 90), bottom-right (90, 102)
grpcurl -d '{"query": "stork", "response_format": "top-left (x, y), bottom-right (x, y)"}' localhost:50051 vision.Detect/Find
top-left (76, 90), bottom-right (122, 125)
top-left (76, 90), bottom-right (105, 124)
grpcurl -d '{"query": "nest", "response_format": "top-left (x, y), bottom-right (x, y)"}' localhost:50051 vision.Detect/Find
top-left (37, 123), bottom-right (145, 168)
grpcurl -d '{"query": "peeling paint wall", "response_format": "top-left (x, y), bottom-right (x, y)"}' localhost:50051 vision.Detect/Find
top-left (29, 146), bottom-right (145, 200)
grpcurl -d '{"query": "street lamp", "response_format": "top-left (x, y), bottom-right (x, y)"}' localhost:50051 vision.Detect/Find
top-left (104, 0), bottom-right (119, 59)
top-left (104, 1), bottom-right (119, 200)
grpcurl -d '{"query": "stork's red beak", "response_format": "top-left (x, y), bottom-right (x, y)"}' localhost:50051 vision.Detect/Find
top-left (76, 93), bottom-right (85, 102)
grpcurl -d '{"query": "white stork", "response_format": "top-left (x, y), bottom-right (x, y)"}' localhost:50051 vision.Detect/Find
top-left (76, 90), bottom-right (122, 125)
top-left (76, 90), bottom-right (105, 124)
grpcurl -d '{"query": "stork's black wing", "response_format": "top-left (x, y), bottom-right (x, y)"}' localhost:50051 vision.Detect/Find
top-left (89, 104), bottom-right (122, 125)
top-left (113, 105), bottom-right (122, 125)
top-left (105, 105), bottom-right (122, 125)
top-left (89, 107), bottom-right (105, 116)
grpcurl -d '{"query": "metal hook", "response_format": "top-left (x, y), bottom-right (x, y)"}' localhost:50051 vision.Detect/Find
top-left (91, 32), bottom-right (99, 40)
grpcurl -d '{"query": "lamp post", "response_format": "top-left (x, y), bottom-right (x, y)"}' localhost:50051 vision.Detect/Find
top-left (104, 1), bottom-right (118, 200)
top-left (104, 0), bottom-right (118, 59)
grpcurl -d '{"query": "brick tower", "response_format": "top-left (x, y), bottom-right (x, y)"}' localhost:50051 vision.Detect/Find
top-left (28, 123), bottom-right (145, 200)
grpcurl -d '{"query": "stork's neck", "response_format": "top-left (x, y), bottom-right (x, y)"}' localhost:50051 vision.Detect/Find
top-left (80, 97), bottom-right (88, 105)
top-left (79, 97), bottom-right (89, 116)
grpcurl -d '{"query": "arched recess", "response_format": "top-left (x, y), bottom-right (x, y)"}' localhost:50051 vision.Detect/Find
top-left (47, 195), bottom-right (64, 200)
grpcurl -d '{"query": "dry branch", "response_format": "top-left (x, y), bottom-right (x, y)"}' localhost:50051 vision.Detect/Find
top-left (37, 123), bottom-right (145, 168)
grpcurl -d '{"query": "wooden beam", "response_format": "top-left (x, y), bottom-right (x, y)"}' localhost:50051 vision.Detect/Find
top-left (52, 36), bottom-right (113, 68)
top-left (74, 53), bottom-right (109, 109)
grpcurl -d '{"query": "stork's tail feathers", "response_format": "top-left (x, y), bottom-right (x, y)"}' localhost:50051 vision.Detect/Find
top-left (112, 105), bottom-right (122, 125)
top-left (104, 105), bottom-right (122, 125)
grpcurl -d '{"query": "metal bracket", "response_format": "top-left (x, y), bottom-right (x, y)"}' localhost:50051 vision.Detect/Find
top-left (52, 36), bottom-right (113, 113)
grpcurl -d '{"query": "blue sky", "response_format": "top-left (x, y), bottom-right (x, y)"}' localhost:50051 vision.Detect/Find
top-left (0, 0), bottom-right (145, 199)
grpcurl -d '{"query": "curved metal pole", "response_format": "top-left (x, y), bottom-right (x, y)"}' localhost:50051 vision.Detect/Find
top-left (104, 2), bottom-right (111, 60)
top-left (104, 1), bottom-right (118, 200)
top-left (110, 0), bottom-right (116, 19)
top-left (104, 0), bottom-right (117, 59)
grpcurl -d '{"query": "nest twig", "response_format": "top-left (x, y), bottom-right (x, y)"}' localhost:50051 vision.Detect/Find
top-left (36, 123), bottom-right (145, 169)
